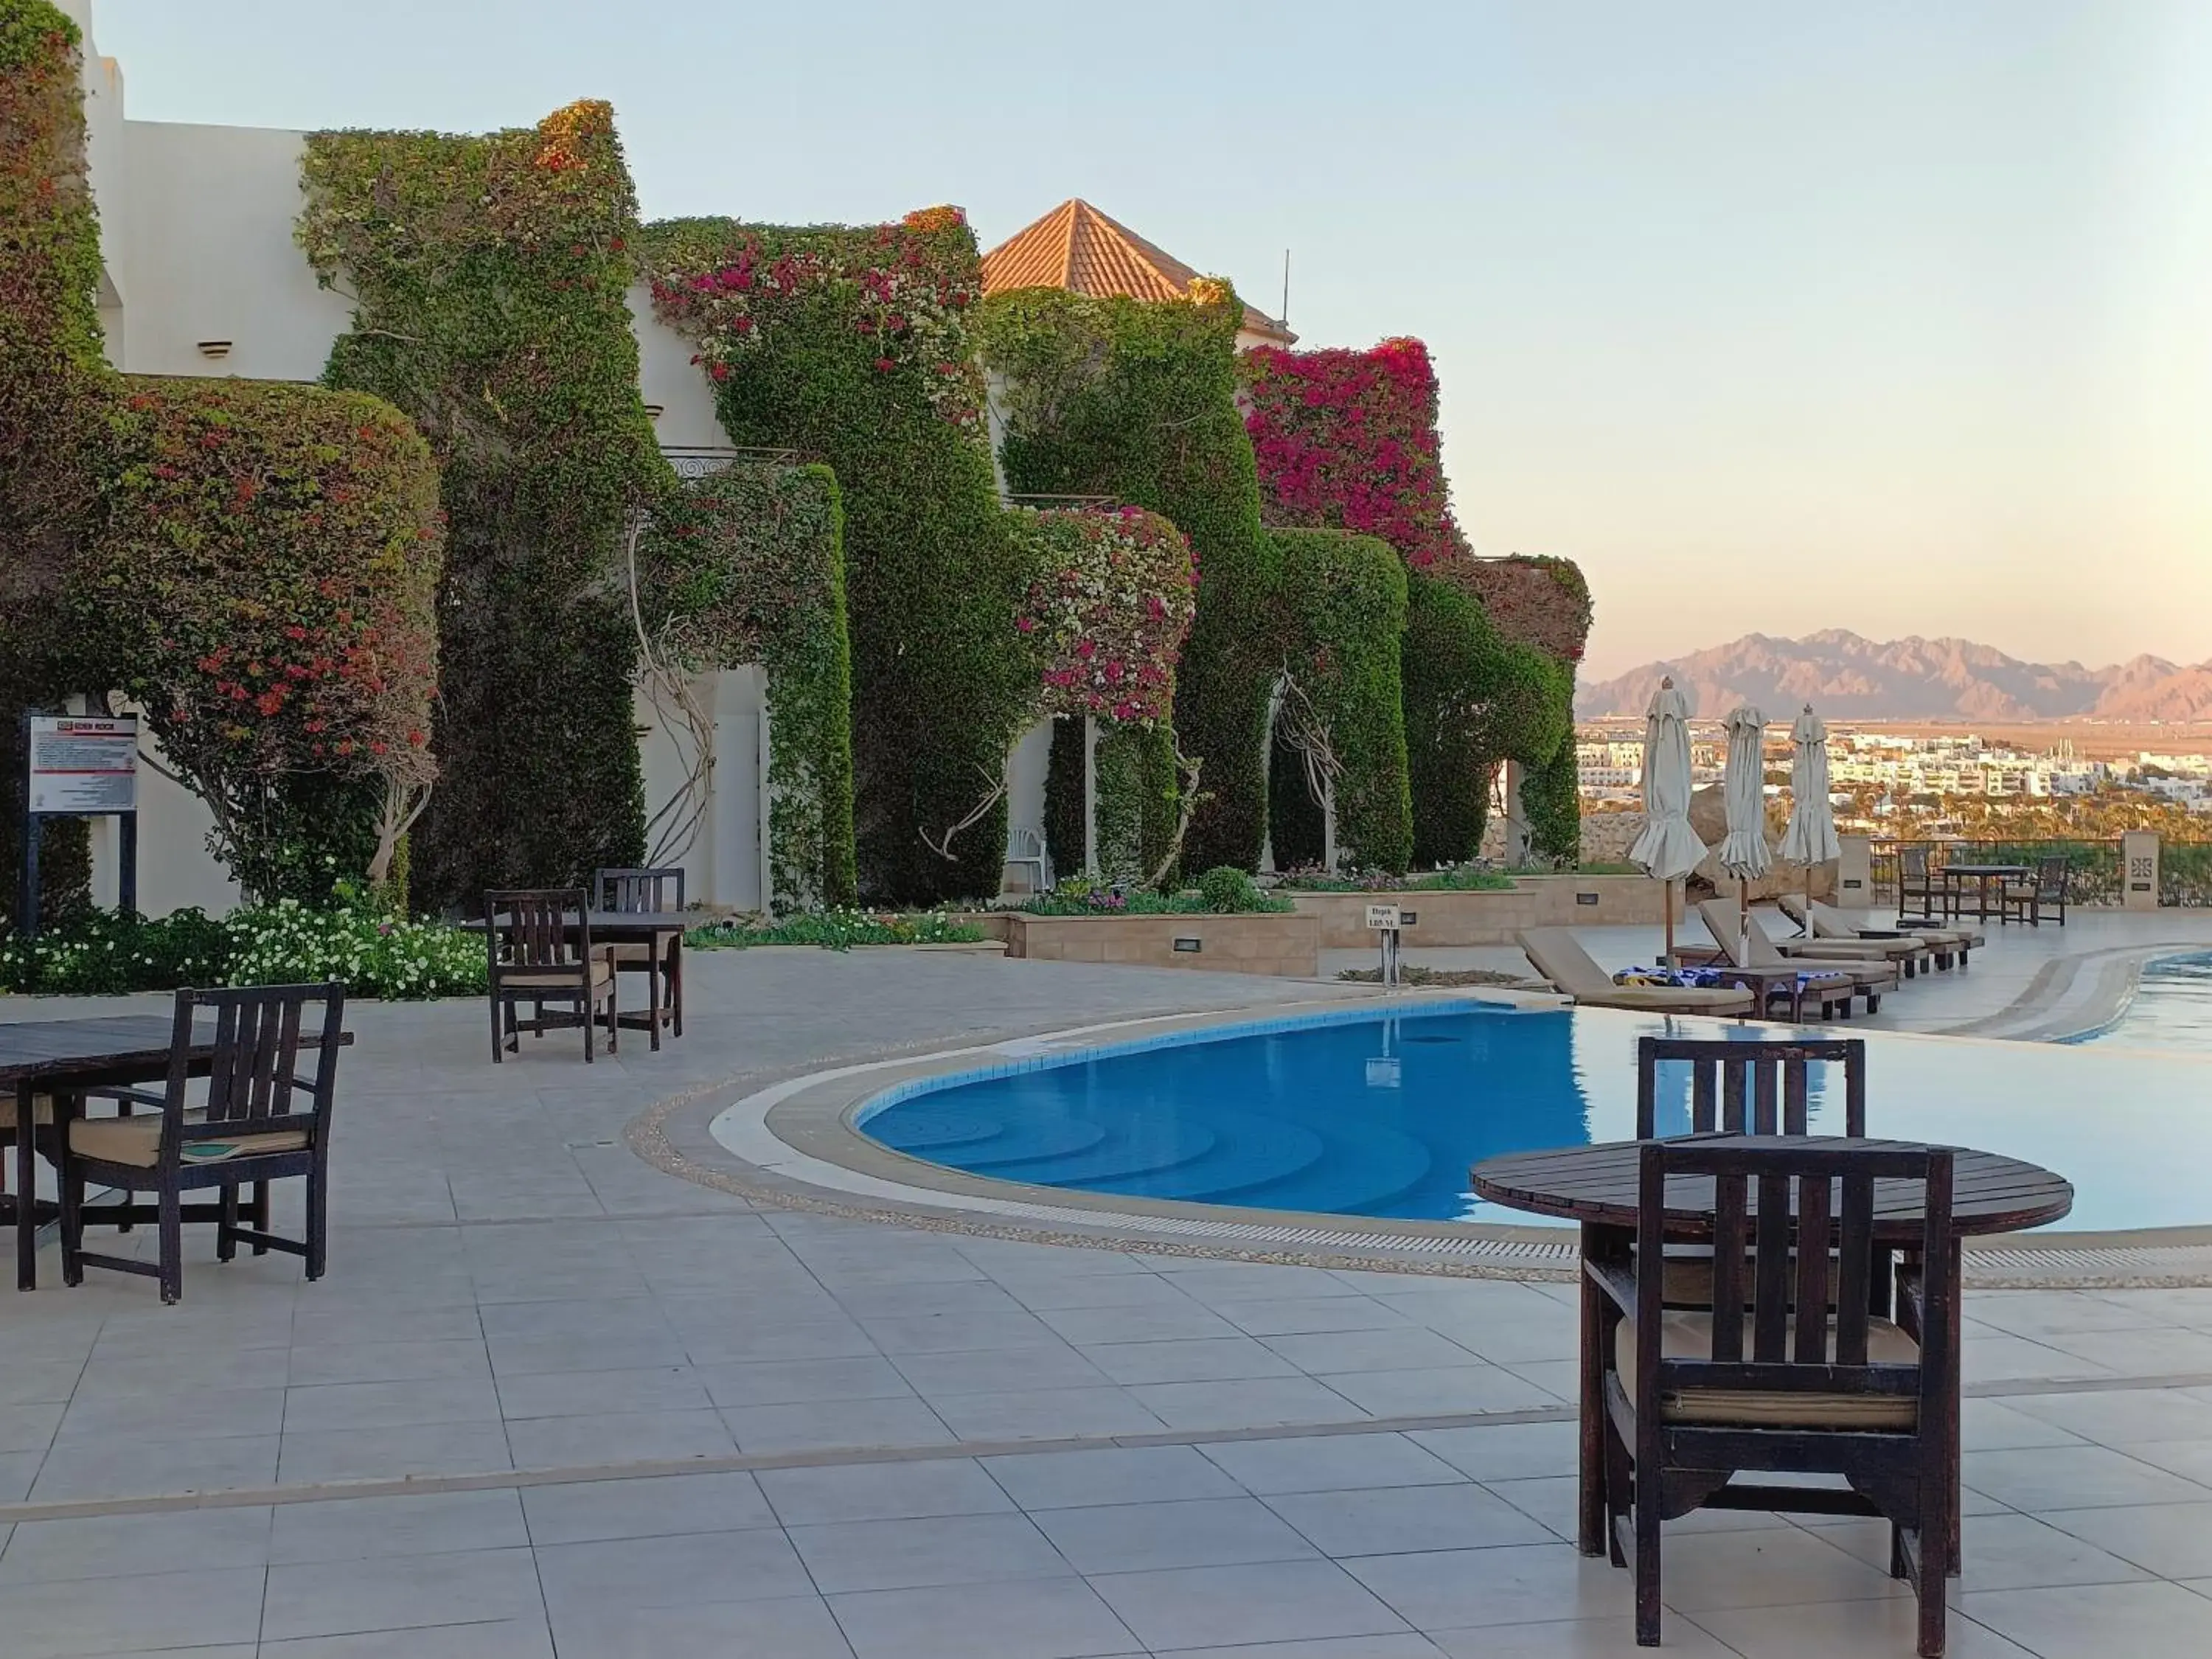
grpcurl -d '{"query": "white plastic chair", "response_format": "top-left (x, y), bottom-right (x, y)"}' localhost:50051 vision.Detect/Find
top-left (1005, 826), bottom-right (1051, 895)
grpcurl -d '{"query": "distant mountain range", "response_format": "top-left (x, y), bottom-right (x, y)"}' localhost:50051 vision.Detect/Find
top-left (1577, 631), bottom-right (2212, 723)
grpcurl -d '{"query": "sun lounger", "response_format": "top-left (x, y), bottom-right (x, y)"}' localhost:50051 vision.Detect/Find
top-left (1777, 894), bottom-right (1980, 967)
top-left (1694, 901), bottom-right (1898, 1011)
top-left (1708, 897), bottom-right (1933, 977)
top-left (1515, 928), bottom-right (1755, 1018)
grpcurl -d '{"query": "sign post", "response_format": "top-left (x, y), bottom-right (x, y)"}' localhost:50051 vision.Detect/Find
top-left (1365, 902), bottom-right (1402, 992)
top-left (19, 714), bottom-right (140, 937)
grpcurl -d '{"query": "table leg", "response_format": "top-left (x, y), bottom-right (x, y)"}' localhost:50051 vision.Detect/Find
top-left (1579, 1225), bottom-right (1606, 1554)
top-left (15, 1082), bottom-right (37, 1291)
top-left (1949, 1234), bottom-right (1964, 1575)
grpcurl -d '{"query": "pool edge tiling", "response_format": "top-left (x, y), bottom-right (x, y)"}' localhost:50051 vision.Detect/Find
top-left (695, 995), bottom-right (2212, 1288)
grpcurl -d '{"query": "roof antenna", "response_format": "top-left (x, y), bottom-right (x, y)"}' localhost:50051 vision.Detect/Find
top-left (1281, 248), bottom-right (1291, 334)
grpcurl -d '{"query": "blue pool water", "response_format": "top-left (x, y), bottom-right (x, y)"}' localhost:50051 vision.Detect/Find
top-left (2081, 952), bottom-right (2212, 1051)
top-left (858, 1001), bottom-right (2212, 1234)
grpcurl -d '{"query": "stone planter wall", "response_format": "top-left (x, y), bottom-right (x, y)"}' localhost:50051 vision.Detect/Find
top-left (1290, 874), bottom-right (1666, 948)
top-left (1001, 912), bottom-right (1320, 977)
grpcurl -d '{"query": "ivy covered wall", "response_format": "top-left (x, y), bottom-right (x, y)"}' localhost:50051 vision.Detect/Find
top-left (0, 0), bottom-right (104, 921)
top-left (635, 459), bottom-right (857, 911)
top-left (641, 212), bottom-right (1034, 902)
top-left (1273, 529), bottom-right (1412, 872)
top-left (977, 287), bottom-right (1279, 874)
top-left (1013, 505), bottom-right (1195, 887)
top-left (299, 101), bottom-right (663, 911)
top-left (1243, 336), bottom-right (1588, 866)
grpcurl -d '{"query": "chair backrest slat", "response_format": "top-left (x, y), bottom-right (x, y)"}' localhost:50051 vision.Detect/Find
top-left (1753, 1171), bottom-right (1792, 1361)
top-left (1753, 1061), bottom-right (1780, 1135)
top-left (1783, 1062), bottom-right (1809, 1135)
top-left (1711, 1172), bottom-right (1747, 1360)
top-left (1792, 1170), bottom-right (1832, 1363)
top-left (1690, 1060), bottom-right (1717, 1133)
top-left (1834, 1171), bottom-right (1875, 1363)
top-left (1719, 1062), bottom-right (1745, 1134)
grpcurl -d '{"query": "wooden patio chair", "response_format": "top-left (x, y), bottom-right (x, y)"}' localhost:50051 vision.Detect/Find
top-left (2001, 856), bottom-right (2070, 928)
top-left (595, 866), bottom-right (686, 1049)
top-left (485, 889), bottom-right (617, 1063)
top-left (56, 984), bottom-right (347, 1305)
top-left (1588, 1138), bottom-right (1955, 1654)
top-left (1896, 846), bottom-right (1945, 924)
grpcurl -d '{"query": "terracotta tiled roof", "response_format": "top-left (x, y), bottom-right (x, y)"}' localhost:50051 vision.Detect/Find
top-left (981, 198), bottom-right (1295, 344)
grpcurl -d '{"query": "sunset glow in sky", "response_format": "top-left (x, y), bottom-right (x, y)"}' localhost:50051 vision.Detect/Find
top-left (94, 0), bottom-right (2212, 677)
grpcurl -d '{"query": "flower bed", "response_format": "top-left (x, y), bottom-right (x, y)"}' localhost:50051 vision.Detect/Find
top-left (0, 887), bottom-right (484, 998)
top-left (684, 910), bottom-right (988, 951)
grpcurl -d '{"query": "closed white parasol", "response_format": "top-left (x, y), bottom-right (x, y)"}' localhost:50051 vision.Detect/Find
top-left (1717, 704), bottom-right (1770, 958)
top-left (1628, 677), bottom-right (1707, 962)
top-left (1780, 703), bottom-right (1840, 931)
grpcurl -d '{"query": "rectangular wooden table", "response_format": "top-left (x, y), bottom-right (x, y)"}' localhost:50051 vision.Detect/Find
top-left (1937, 863), bottom-right (2029, 924)
top-left (2, 1015), bottom-right (352, 1290)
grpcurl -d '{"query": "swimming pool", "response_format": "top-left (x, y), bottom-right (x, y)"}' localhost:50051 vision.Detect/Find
top-left (2080, 952), bottom-right (2212, 1051)
top-left (858, 1001), bottom-right (2212, 1235)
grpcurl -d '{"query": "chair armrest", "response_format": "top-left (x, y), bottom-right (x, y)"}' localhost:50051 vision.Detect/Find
top-left (1893, 1263), bottom-right (1925, 1340)
top-left (84, 1085), bottom-right (167, 1111)
top-left (1585, 1255), bottom-right (1638, 1319)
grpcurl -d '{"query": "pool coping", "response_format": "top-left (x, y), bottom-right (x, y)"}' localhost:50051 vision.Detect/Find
top-left (672, 991), bottom-right (2212, 1289)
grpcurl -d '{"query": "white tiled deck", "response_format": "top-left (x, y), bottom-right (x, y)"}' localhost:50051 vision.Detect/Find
top-left (4, 945), bottom-right (2211, 1656)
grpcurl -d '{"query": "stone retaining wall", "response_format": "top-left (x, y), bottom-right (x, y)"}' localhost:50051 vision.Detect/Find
top-left (1000, 912), bottom-right (1320, 976)
top-left (1290, 874), bottom-right (1666, 948)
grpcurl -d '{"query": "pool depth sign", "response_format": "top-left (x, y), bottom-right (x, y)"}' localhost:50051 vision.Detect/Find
top-left (19, 714), bottom-right (140, 934)
top-left (1366, 903), bottom-right (1404, 990)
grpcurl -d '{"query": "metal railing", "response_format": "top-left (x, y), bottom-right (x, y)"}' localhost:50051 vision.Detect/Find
top-left (1867, 838), bottom-right (2123, 908)
top-left (2161, 842), bottom-right (2212, 908)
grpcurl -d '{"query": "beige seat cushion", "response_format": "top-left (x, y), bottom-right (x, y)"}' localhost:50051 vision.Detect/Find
top-left (605, 936), bottom-right (678, 963)
top-left (69, 1115), bottom-right (310, 1169)
top-left (1616, 1309), bottom-right (1919, 1429)
top-left (0, 1093), bottom-right (55, 1131)
top-left (1582, 987), bottom-right (1756, 1014)
top-left (501, 959), bottom-right (613, 990)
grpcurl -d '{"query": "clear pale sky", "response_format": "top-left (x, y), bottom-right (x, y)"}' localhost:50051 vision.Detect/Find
top-left (92, 0), bottom-right (2212, 679)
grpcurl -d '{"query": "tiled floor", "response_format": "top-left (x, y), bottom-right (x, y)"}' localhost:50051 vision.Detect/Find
top-left (5, 949), bottom-right (2212, 1654)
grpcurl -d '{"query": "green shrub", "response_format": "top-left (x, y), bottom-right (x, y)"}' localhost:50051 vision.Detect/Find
top-left (1197, 865), bottom-right (1268, 913)
top-left (0, 907), bottom-right (231, 995)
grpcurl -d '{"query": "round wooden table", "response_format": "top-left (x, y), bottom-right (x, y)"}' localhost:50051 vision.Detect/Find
top-left (1470, 1135), bottom-right (2073, 1239)
top-left (1470, 1135), bottom-right (2072, 1571)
